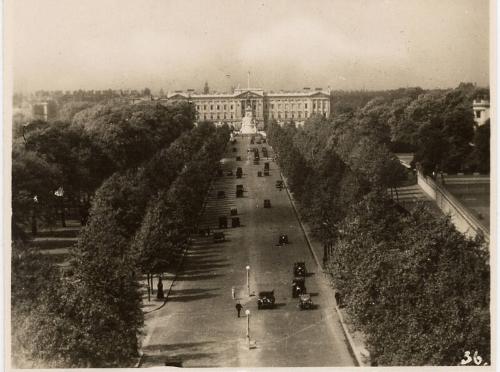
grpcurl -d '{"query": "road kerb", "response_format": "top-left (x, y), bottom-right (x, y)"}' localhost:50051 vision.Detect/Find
top-left (280, 172), bottom-right (365, 367)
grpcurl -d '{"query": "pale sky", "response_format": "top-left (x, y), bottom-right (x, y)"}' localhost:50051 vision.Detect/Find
top-left (9, 0), bottom-right (490, 92)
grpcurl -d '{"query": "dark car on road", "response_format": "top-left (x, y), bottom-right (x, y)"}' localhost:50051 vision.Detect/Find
top-left (299, 294), bottom-right (313, 310)
top-left (278, 234), bottom-right (289, 245)
top-left (219, 216), bottom-right (227, 229)
top-left (257, 290), bottom-right (275, 309)
top-left (264, 199), bottom-right (271, 208)
top-left (213, 232), bottom-right (225, 242)
top-left (294, 262), bottom-right (306, 277)
top-left (292, 277), bottom-right (306, 298)
top-left (231, 217), bottom-right (240, 228)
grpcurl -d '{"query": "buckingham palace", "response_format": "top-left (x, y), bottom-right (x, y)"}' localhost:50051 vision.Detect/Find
top-left (166, 87), bottom-right (331, 129)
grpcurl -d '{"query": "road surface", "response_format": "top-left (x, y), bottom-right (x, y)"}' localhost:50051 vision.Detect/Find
top-left (140, 135), bottom-right (355, 367)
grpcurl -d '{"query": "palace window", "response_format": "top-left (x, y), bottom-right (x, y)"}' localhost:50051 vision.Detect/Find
top-left (298, 112), bottom-right (302, 118)
top-left (204, 105), bottom-right (207, 110)
top-left (210, 114), bottom-right (214, 119)
top-left (203, 114), bottom-right (206, 120)
top-left (217, 113), bottom-right (220, 119)
top-left (271, 104), bottom-right (274, 109)
top-left (278, 104), bottom-right (282, 109)
top-left (230, 113), bottom-right (233, 119)
top-left (224, 104), bottom-right (227, 110)
top-left (313, 102), bottom-right (316, 110)
top-left (231, 104), bottom-right (234, 110)
top-left (217, 105), bottom-right (220, 110)
top-left (305, 103), bottom-right (308, 109)
top-left (211, 105), bottom-right (214, 111)
top-left (285, 104), bottom-right (289, 110)
top-left (224, 113), bottom-right (226, 119)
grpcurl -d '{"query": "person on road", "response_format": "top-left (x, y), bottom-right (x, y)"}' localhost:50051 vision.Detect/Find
top-left (235, 302), bottom-right (243, 317)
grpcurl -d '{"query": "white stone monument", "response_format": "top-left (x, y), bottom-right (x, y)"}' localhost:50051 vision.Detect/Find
top-left (241, 106), bottom-right (257, 134)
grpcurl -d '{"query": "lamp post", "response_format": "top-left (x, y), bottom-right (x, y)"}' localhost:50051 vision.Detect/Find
top-left (245, 309), bottom-right (250, 341)
top-left (246, 265), bottom-right (250, 296)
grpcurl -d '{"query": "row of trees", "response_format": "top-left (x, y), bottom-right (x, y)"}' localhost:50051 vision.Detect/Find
top-left (12, 97), bottom-right (229, 366)
top-left (267, 93), bottom-right (490, 365)
top-left (12, 101), bottom-right (195, 236)
top-left (325, 84), bottom-right (490, 175)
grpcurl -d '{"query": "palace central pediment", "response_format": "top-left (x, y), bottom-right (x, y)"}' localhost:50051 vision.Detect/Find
top-left (233, 90), bottom-right (264, 99)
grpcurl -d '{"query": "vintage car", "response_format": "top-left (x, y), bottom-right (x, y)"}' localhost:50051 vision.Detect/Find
top-left (278, 234), bottom-right (289, 245)
top-left (213, 232), bottom-right (225, 243)
top-left (219, 216), bottom-right (228, 229)
top-left (264, 199), bottom-right (271, 208)
top-left (293, 262), bottom-right (306, 277)
top-left (231, 217), bottom-right (240, 228)
top-left (236, 184), bottom-right (244, 198)
top-left (299, 294), bottom-right (313, 310)
top-left (292, 277), bottom-right (306, 298)
top-left (257, 290), bottom-right (275, 309)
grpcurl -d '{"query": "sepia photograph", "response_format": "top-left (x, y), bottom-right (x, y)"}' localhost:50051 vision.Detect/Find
top-left (4, 0), bottom-right (494, 369)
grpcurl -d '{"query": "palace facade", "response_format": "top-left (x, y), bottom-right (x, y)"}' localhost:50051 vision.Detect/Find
top-left (166, 88), bottom-right (331, 128)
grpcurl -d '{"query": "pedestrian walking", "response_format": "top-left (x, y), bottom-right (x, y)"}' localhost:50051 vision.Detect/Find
top-left (231, 286), bottom-right (236, 300)
top-left (235, 302), bottom-right (243, 318)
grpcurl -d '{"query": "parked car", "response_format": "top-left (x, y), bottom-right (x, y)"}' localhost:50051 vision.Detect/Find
top-left (292, 277), bottom-right (306, 298)
top-left (213, 232), bottom-right (225, 242)
top-left (293, 262), bottom-right (306, 277)
top-left (264, 199), bottom-right (271, 208)
top-left (257, 290), bottom-right (275, 309)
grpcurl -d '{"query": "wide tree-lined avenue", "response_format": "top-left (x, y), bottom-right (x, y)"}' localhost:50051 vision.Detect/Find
top-left (140, 135), bottom-right (355, 367)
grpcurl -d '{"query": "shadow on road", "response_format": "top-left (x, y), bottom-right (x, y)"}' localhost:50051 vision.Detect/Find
top-left (168, 292), bottom-right (220, 302)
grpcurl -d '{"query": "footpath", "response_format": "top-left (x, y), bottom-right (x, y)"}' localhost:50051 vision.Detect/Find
top-left (281, 174), bottom-right (371, 366)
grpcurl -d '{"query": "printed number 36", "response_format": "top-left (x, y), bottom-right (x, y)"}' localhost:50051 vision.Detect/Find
top-left (461, 350), bottom-right (485, 365)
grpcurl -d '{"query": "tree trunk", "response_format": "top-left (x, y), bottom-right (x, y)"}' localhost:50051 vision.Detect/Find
top-left (147, 273), bottom-right (151, 302)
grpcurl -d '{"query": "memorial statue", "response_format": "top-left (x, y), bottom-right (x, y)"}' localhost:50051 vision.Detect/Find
top-left (240, 106), bottom-right (257, 134)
